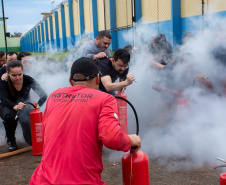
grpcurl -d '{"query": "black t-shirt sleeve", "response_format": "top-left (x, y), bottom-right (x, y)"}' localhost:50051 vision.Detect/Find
top-left (96, 58), bottom-right (112, 77)
top-left (0, 81), bottom-right (16, 109)
top-left (28, 76), bottom-right (48, 107)
top-left (0, 66), bottom-right (6, 77)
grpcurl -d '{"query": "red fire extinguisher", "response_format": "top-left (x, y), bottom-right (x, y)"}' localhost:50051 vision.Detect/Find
top-left (122, 150), bottom-right (150, 185)
top-left (220, 173), bottom-right (226, 185)
top-left (115, 95), bottom-right (150, 185)
top-left (176, 96), bottom-right (188, 123)
top-left (115, 92), bottom-right (128, 134)
top-left (29, 102), bottom-right (43, 156)
top-left (214, 158), bottom-right (226, 185)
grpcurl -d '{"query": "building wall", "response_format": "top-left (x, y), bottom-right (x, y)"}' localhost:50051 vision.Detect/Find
top-left (116, 0), bottom-right (132, 28)
top-left (58, 8), bottom-right (62, 39)
top-left (52, 13), bottom-right (56, 40)
top-left (97, 0), bottom-right (105, 31)
top-left (84, 0), bottom-right (93, 33)
top-left (64, 1), bottom-right (70, 37)
top-left (73, 0), bottom-right (80, 35)
top-left (21, 0), bottom-right (226, 52)
top-left (7, 37), bottom-right (21, 52)
top-left (0, 22), bottom-right (21, 52)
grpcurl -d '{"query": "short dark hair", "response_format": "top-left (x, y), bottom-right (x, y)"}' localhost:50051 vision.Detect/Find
top-left (153, 33), bottom-right (166, 44)
top-left (7, 51), bottom-right (18, 56)
top-left (113, 49), bottom-right (130, 64)
top-left (183, 32), bottom-right (194, 43)
top-left (0, 51), bottom-right (5, 58)
top-left (17, 52), bottom-right (31, 61)
top-left (6, 60), bottom-right (23, 72)
top-left (70, 57), bottom-right (99, 81)
top-left (97, 30), bottom-right (112, 39)
top-left (123, 45), bottom-right (133, 55)
top-left (6, 51), bottom-right (18, 59)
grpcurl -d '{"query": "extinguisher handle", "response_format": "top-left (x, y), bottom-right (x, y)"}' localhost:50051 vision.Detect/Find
top-left (130, 147), bottom-right (136, 154)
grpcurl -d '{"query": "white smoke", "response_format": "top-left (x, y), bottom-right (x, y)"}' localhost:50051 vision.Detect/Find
top-left (121, 8), bottom-right (226, 170)
top-left (0, 51), bottom-right (71, 147)
top-left (1, 4), bottom-right (226, 172)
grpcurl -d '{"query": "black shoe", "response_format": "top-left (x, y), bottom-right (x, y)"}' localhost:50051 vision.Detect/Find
top-left (7, 141), bottom-right (18, 152)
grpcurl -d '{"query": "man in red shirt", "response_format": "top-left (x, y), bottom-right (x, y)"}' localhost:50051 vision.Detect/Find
top-left (30, 57), bottom-right (141, 185)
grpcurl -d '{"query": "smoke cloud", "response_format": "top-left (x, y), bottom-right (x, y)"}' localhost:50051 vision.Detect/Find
top-left (1, 3), bottom-right (226, 172)
top-left (123, 7), bottom-right (226, 170)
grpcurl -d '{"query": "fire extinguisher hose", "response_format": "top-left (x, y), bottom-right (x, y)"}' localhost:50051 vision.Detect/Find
top-left (25, 102), bottom-right (37, 109)
top-left (114, 96), bottom-right (139, 136)
top-left (15, 102), bottom-right (38, 120)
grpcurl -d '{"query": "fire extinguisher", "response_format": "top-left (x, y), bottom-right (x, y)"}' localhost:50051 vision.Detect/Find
top-left (176, 96), bottom-right (188, 123)
top-left (214, 158), bottom-right (226, 185)
top-left (28, 102), bottom-right (43, 156)
top-left (115, 92), bottom-right (128, 134)
top-left (115, 96), bottom-right (150, 185)
top-left (220, 173), bottom-right (226, 185)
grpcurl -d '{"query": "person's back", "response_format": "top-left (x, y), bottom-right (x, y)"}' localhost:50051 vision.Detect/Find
top-left (30, 57), bottom-right (140, 185)
top-left (31, 86), bottom-right (127, 184)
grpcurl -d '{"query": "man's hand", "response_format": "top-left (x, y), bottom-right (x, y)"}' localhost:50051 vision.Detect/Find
top-left (195, 74), bottom-right (213, 89)
top-left (125, 73), bottom-right (135, 85)
top-left (13, 102), bottom-right (26, 111)
top-left (93, 52), bottom-right (107, 60)
top-left (128, 134), bottom-right (141, 153)
top-left (195, 74), bottom-right (207, 82)
top-left (1, 73), bottom-right (8, 81)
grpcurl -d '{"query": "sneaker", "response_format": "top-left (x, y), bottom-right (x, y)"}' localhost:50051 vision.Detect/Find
top-left (7, 141), bottom-right (18, 152)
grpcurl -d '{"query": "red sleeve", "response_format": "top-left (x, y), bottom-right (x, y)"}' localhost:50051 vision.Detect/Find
top-left (98, 95), bottom-right (131, 152)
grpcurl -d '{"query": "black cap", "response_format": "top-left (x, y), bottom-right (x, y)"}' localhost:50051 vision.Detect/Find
top-left (70, 57), bottom-right (99, 81)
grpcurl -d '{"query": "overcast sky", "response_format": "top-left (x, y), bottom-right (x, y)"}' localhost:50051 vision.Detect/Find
top-left (3, 0), bottom-right (63, 36)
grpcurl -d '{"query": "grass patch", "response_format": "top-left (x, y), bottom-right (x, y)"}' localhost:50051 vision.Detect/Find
top-left (30, 50), bottom-right (69, 61)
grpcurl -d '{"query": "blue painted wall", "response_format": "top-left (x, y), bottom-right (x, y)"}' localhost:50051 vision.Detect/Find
top-left (20, 1), bottom-right (226, 52)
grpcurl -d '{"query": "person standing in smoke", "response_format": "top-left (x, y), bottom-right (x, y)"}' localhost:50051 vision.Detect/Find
top-left (212, 44), bottom-right (226, 95)
top-left (147, 33), bottom-right (173, 70)
top-left (81, 30), bottom-right (112, 60)
top-left (29, 57), bottom-right (141, 185)
top-left (152, 52), bottom-right (213, 125)
top-left (0, 60), bottom-right (47, 151)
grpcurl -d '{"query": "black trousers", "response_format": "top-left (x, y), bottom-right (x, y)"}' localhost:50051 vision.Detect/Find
top-left (0, 104), bottom-right (32, 145)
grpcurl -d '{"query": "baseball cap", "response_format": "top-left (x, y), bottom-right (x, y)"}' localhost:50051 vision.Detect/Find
top-left (70, 57), bottom-right (99, 81)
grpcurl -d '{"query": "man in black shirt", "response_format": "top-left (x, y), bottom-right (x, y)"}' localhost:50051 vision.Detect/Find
top-left (96, 49), bottom-right (135, 95)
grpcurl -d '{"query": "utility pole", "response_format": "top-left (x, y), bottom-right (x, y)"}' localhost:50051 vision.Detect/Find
top-left (1, 0), bottom-right (8, 53)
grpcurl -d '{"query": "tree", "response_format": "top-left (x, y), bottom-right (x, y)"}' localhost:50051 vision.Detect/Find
top-left (12, 31), bottom-right (22, 37)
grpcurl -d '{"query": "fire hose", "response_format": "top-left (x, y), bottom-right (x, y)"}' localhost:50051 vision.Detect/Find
top-left (115, 95), bottom-right (139, 185)
top-left (114, 96), bottom-right (139, 136)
